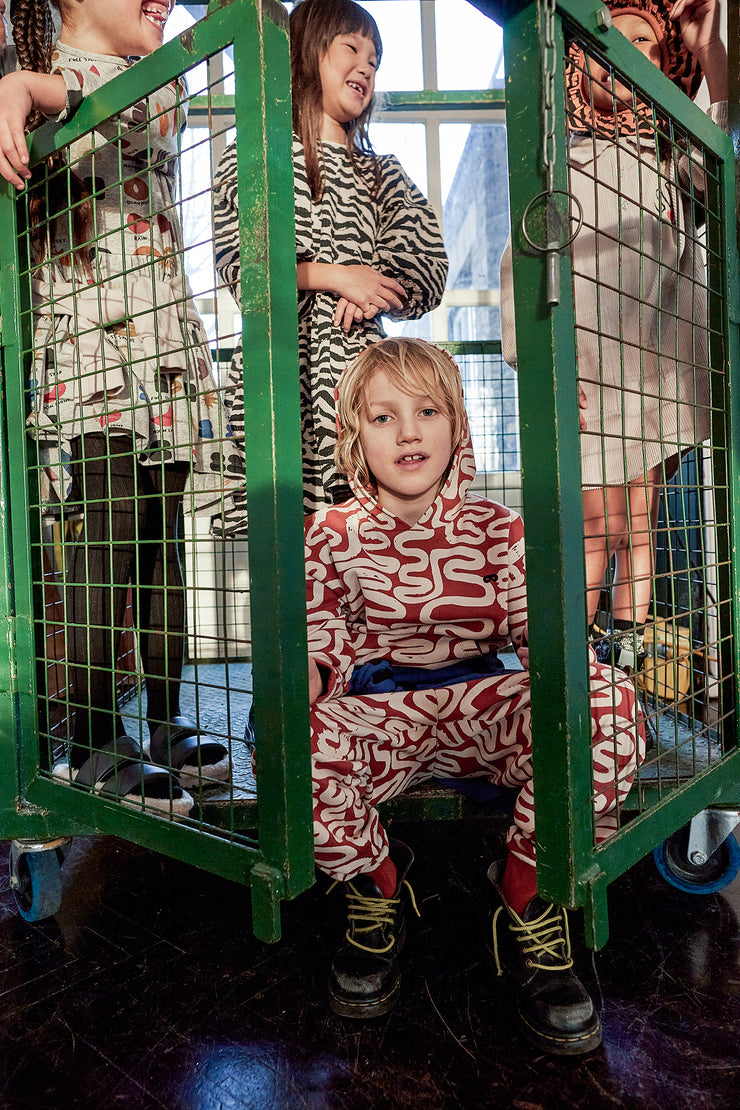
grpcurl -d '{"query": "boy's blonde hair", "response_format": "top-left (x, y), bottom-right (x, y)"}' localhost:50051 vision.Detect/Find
top-left (335, 338), bottom-right (466, 489)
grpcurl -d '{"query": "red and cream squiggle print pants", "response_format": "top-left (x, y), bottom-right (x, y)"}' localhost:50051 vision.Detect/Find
top-left (311, 656), bottom-right (644, 881)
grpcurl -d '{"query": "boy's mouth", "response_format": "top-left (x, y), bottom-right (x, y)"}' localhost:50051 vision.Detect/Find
top-left (397, 453), bottom-right (427, 464)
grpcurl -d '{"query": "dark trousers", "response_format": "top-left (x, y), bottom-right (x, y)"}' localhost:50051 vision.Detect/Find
top-left (67, 433), bottom-right (188, 761)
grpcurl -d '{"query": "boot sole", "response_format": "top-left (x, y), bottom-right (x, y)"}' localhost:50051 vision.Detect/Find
top-left (328, 980), bottom-right (401, 1020)
top-left (519, 1009), bottom-right (603, 1056)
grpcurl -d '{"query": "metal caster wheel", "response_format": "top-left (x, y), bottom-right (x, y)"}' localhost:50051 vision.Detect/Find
top-left (653, 824), bottom-right (740, 895)
top-left (9, 840), bottom-right (65, 922)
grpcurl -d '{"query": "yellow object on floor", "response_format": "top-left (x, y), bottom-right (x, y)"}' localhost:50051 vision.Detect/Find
top-left (640, 620), bottom-right (698, 712)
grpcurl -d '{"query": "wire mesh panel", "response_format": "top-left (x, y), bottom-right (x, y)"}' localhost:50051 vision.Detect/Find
top-left (502, 0), bottom-right (740, 945)
top-left (448, 341), bottom-right (523, 515)
top-left (0, 0), bottom-right (313, 940)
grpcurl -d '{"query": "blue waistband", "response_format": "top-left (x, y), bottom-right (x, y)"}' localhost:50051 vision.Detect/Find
top-left (348, 652), bottom-right (506, 696)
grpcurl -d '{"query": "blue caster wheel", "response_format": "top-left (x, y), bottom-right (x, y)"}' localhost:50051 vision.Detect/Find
top-left (9, 843), bottom-right (63, 922)
top-left (653, 825), bottom-right (740, 895)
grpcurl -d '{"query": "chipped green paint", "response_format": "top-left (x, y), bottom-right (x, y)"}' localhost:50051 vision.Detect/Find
top-left (503, 0), bottom-right (740, 947)
top-left (0, 0), bottom-right (312, 942)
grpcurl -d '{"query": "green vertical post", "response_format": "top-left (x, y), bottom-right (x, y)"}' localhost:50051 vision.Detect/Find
top-left (232, 0), bottom-right (314, 919)
top-left (502, 2), bottom-right (593, 909)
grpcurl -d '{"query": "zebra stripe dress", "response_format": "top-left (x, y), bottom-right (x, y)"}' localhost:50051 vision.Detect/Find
top-left (212, 137), bottom-right (448, 527)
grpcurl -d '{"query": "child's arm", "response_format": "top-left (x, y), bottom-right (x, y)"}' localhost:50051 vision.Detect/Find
top-left (296, 260), bottom-right (406, 334)
top-left (505, 511), bottom-right (529, 656)
top-left (0, 71), bottom-right (65, 188)
top-left (305, 515), bottom-right (358, 698)
top-left (371, 154), bottom-right (448, 321)
top-left (671, 0), bottom-right (727, 103)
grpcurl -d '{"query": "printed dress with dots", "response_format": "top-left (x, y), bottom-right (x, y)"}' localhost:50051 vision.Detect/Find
top-left (27, 42), bottom-right (240, 510)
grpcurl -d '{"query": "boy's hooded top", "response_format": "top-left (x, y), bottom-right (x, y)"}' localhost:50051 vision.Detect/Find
top-left (304, 385), bottom-right (528, 698)
top-left (305, 357), bottom-right (643, 882)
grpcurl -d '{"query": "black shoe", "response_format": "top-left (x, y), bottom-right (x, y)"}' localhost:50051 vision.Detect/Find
top-left (329, 840), bottom-right (415, 1019)
top-left (592, 625), bottom-right (647, 676)
top-left (488, 860), bottom-right (602, 1055)
top-left (590, 623), bottom-right (613, 666)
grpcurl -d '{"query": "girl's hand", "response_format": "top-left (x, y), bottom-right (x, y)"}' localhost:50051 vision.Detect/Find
top-left (308, 656), bottom-right (324, 704)
top-left (0, 71), bottom-right (65, 189)
top-left (333, 297), bottom-right (365, 333)
top-left (670, 0), bottom-right (720, 57)
top-left (331, 264), bottom-right (406, 318)
top-left (0, 75), bottom-right (34, 188)
top-left (670, 0), bottom-right (726, 102)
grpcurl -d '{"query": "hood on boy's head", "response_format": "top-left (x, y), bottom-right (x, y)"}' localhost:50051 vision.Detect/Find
top-left (333, 338), bottom-right (477, 517)
top-left (566, 0), bottom-right (703, 140)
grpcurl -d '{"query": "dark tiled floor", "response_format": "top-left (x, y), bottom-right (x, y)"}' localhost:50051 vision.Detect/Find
top-left (0, 821), bottom-right (738, 1109)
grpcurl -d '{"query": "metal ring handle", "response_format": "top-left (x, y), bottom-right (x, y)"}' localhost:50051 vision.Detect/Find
top-left (521, 189), bottom-right (584, 252)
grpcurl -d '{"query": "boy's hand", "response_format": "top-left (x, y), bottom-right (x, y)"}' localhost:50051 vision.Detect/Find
top-left (516, 627), bottom-right (530, 671)
top-left (308, 656), bottom-right (324, 704)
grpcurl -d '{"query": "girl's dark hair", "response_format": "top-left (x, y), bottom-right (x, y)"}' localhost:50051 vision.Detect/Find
top-left (12, 0), bottom-right (93, 271)
top-left (290, 0), bottom-right (382, 200)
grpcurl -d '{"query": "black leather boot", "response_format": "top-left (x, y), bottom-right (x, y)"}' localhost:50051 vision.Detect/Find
top-left (329, 839), bottom-right (415, 1019)
top-left (488, 860), bottom-right (602, 1055)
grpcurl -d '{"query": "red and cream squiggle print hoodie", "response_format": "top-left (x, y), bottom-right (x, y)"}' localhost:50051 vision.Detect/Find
top-left (304, 416), bottom-right (528, 693)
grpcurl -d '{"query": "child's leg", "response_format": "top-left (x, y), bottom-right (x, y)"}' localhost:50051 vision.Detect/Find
top-left (67, 434), bottom-right (139, 757)
top-left (582, 485), bottom-right (627, 626)
top-left (139, 462), bottom-right (231, 782)
top-left (430, 671), bottom-right (638, 1056)
top-left (135, 462), bottom-right (189, 735)
top-left (310, 691), bottom-right (438, 882)
top-left (431, 661), bottom-right (642, 862)
top-left (311, 691), bottom-right (436, 1019)
top-left (610, 468), bottom-right (662, 625)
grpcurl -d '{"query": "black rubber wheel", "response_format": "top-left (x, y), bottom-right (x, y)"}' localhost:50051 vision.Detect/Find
top-left (9, 845), bottom-right (63, 922)
top-left (653, 825), bottom-right (740, 894)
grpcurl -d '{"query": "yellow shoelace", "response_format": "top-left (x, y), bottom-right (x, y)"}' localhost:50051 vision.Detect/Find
top-left (329, 879), bottom-right (420, 954)
top-left (492, 901), bottom-right (574, 974)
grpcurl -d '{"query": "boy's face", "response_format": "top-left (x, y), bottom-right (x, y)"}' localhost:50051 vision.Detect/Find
top-left (359, 367), bottom-right (453, 525)
top-left (586, 13), bottom-right (662, 114)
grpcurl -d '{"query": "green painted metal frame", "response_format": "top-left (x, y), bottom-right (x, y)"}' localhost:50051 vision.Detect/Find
top-left (0, 0), bottom-right (314, 942)
top-left (501, 0), bottom-right (740, 946)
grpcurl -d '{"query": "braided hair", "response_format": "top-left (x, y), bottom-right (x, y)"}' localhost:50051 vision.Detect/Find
top-left (10, 0), bottom-right (56, 130)
top-left (11, 0), bottom-right (93, 270)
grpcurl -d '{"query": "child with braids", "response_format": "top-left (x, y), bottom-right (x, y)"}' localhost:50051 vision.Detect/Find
top-left (212, 0), bottom-right (448, 530)
top-left (0, 0), bottom-right (239, 809)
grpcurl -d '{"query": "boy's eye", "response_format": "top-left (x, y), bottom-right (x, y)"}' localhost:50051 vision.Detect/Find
top-left (373, 414), bottom-right (391, 425)
top-left (421, 407), bottom-right (438, 417)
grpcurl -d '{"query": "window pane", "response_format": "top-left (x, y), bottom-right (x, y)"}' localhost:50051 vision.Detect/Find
top-left (435, 0), bottom-right (504, 90)
top-left (363, 1), bottom-right (424, 92)
top-left (370, 122), bottom-right (428, 196)
top-left (442, 121), bottom-right (509, 337)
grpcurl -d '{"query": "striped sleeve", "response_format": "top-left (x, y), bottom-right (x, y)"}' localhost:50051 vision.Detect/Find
top-left (372, 154), bottom-right (448, 320)
top-left (213, 141), bottom-right (241, 303)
